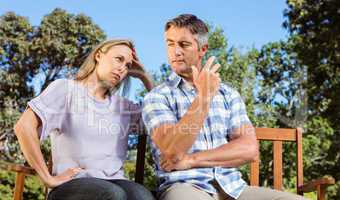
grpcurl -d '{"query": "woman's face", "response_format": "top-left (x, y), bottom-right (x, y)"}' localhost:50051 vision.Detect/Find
top-left (95, 44), bottom-right (133, 87)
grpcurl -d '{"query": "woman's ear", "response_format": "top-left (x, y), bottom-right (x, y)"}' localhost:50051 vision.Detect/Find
top-left (95, 51), bottom-right (101, 63)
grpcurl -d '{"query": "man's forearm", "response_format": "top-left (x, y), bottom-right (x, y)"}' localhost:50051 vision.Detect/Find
top-left (153, 58), bottom-right (221, 161)
top-left (153, 95), bottom-right (211, 160)
top-left (187, 132), bottom-right (258, 168)
top-left (190, 158), bottom-right (248, 168)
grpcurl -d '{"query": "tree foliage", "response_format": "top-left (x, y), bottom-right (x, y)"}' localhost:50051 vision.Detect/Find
top-left (0, 9), bottom-right (106, 199)
top-left (283, 0), bottom-right (340, 198)
top-left (1, 2), bottom-right (339, 199)
top-left (0, 8), bottom-right (106, 162)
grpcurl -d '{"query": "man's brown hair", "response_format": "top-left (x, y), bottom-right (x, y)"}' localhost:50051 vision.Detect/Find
top-left (165, 14), bottom-right (209, 48)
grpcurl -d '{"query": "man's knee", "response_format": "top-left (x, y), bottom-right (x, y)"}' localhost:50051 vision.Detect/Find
top-left (160, 183), bottom-right (214, 200)
top-left (239, 186), bottom-right (310, 200)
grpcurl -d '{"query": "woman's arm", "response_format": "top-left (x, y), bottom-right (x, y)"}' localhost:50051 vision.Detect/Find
top-left (138, 72), bottom-right (154, 91)
top-left (14, 107), bottom-right (82, 188)
top-left (127, 68), bottom-right (153, 91)
top-left (128, 50), bottom-right (154, 91)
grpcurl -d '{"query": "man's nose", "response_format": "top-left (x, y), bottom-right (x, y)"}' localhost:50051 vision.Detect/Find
top-left (174, 45), bottom-right (183, 56)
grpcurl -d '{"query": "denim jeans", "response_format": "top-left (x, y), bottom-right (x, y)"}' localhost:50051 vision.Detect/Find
top-left (47, 177), bottom-right (155, 200)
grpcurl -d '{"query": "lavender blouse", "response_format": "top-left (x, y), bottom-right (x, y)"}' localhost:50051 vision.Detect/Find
top-left (28, 79), bottom-right (141, 180)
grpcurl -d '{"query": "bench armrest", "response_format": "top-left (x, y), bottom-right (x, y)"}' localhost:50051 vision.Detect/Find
top-left (298, 177), bottom-right (335, 193)
top-left (1, 162), bottom-right (36, 175)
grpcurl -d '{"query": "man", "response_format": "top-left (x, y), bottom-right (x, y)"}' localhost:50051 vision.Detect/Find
top-left (142, 14), bottom-right (307, 200)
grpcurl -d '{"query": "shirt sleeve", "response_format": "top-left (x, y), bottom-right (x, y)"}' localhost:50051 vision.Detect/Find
top-left (27, 79), bottom-right (69, 141)
top-left (227, 89), bottom-right (252, 136)
top-left (142, 92), bottom-right (178, 136)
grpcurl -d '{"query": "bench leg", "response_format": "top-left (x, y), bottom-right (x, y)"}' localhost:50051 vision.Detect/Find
top-left (317, 185), bottom-right (326, 200)
top-left (13, 172), bottom-right (25, 200)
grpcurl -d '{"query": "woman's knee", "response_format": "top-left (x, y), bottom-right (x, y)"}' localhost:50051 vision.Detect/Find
top-left (100, 185), bottom-right (127, 200)
top-left (82, 178), bottom-right (128, 200)
top-left (112, 180), bottom-right (155, 200)
top-left (48, 178), bottom-right (128, 200)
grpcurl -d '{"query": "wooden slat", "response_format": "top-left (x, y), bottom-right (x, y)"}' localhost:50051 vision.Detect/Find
top-left (273, 141), bottom-right (283, 190)
top-left (296, 128), bottom-right (304, 195)
top-left (255, 128), bottom-right (296, 141)
top-left (250, 157), bottom-right (260, 186)
top-left (135, 133), bottom-right (147, 184)
top-left (317, 185), bottom-right (326, 200)
top-left (13, 172), bottom-right (25, 200)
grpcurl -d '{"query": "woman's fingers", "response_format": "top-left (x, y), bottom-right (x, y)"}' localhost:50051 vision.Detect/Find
top-left (63, 167), bottom-right (83, 179)
top-left (47, 167), bottom-right (83, 188)
top-left (132, 59), bottom-right (145, 71)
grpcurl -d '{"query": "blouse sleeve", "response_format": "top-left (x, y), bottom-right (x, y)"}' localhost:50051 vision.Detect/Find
top-left (27, 79), bottom-right (69, 141)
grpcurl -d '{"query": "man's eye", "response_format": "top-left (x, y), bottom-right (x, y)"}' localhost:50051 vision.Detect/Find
top-left (167, 43), bottom-right (174, 47)
top-left (181, 43), bottom-right (191, 48)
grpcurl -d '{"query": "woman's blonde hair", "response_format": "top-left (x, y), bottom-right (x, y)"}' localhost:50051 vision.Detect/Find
top-left (75, 39), bottom-right (135, 97)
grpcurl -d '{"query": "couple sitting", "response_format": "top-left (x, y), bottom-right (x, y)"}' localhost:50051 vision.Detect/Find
top-left (14, 14), bottom-right (308, 200)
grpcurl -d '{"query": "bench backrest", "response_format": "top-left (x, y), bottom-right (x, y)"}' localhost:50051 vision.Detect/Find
top-left (250, 127), bottom-right (303, 192)
top-left (134, 127), bottom-right (304, 192)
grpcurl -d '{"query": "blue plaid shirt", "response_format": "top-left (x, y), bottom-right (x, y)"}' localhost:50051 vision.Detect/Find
top-left (142, 71), bottom-right (252, 199)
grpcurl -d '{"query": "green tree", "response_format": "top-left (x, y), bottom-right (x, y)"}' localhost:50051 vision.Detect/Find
top-left (0, 12), bottom-right (34, 109)
top-left (284, 0), bottom-right (340, 131)
top-left (283, 0), bottom-right (340, 198)
top-left (254, 40), bottom-right (330, 193)
top-left (0, 8), bottom-right (106, 199)
top-left (0, 8), bottom-right (106, 162)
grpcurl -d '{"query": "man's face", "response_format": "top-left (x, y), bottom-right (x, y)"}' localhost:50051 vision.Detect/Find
top-left (165, 26), bottom-right (206, 81)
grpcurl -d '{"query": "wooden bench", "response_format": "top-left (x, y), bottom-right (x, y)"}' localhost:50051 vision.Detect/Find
top-left (249, 128), bottom-right (335, 200)
top-left (1, 127), bottom-right (335, 200)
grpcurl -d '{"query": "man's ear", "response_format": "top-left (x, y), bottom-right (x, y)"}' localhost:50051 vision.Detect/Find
top-left (199, 44), bottom-right (208, 58)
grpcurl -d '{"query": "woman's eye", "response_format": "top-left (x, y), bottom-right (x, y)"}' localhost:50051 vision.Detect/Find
top-left (115, 57), bottom-right (123, 62)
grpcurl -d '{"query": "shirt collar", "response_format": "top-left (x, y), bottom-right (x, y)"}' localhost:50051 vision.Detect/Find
top-left (166, 71), bottom-right (183, 88)
top-left (166, 71), bottom-right (196, 92)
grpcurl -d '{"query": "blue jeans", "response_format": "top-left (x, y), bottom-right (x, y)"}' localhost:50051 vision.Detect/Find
top-left (47, 177), bottom-right (155, 200)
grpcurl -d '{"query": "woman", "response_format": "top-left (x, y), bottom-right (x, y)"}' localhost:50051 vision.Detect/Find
top-left (14, 39), bottom-right (155, 200)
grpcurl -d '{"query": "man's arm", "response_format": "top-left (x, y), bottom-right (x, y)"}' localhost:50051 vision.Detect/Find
top-left (149, 57), bottom-right (221, 162)
top-left (160, 125), bottom-right (258, 171)
top-left (189, 125), bottom-right (258, 168)
top-left (152, 94), bottom-right (211, 161)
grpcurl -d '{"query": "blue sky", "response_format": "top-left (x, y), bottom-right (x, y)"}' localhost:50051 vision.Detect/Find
top-left (0, 0), bottom-right (289, 97)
